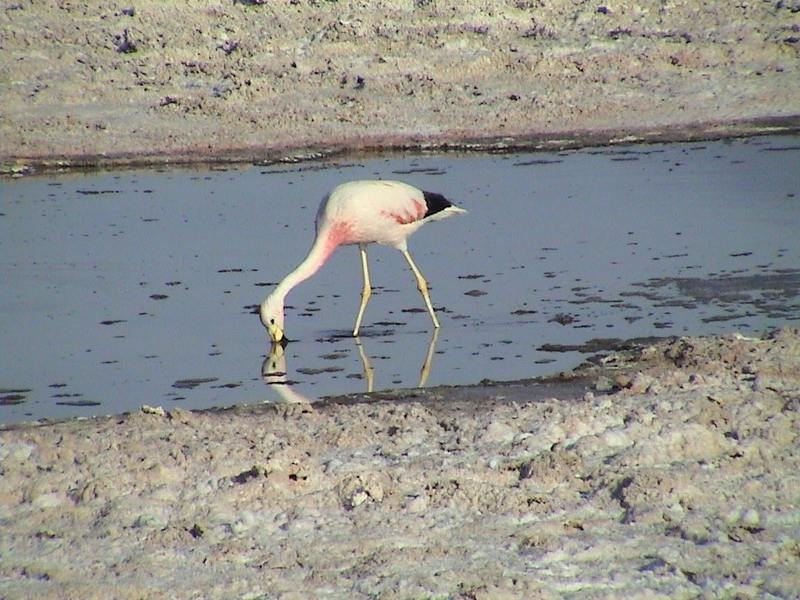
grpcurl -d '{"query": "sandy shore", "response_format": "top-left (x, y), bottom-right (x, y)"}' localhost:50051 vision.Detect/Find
top-left (1, 329), bottom-right (799, 598)
top-left (1, 1), bottom-right (799, 173)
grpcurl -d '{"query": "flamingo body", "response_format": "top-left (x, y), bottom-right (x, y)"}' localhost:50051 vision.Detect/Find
top-left (260, 180), bottom-right (465, 342)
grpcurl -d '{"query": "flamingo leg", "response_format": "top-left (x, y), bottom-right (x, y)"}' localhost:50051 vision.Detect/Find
top-left (401, 249), bottom-right (440, 329)
top-left (353, 243), bottom-right (372, 336)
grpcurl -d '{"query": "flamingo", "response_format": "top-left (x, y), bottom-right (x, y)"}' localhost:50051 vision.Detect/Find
top-left (259, 180), bottom-right (466, 343)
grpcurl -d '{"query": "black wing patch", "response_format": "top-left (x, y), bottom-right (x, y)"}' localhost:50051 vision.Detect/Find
top-left (422, 190), bottom-right (454, 218)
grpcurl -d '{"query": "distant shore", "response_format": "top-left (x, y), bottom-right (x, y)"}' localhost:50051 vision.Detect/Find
top-left (2, 1), bottom-right (799, 174)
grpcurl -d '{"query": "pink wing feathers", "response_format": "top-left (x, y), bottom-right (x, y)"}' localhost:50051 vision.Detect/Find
top-left (317, 180), bottom-right (430, 249)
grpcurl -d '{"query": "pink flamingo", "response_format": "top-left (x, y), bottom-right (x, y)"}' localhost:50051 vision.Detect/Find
top-left (259, 180), bottom-right (466, 343)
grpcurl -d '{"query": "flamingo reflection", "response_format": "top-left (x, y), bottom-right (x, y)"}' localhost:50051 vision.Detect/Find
top-left (261, 330), bottom-right (439, 402)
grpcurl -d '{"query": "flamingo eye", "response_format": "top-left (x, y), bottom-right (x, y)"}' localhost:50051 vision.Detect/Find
top-left (270, 318), bottom-right (275, 325)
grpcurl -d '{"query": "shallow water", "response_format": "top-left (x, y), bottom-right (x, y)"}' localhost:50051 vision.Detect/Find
top-left (2, 136), bottom-right (798, 424)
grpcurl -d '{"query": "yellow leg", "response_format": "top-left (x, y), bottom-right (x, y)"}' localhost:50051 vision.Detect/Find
top-left (353, 244), bottom-right (372, 336)
top-left (401, 249), bottom-right (440, 329)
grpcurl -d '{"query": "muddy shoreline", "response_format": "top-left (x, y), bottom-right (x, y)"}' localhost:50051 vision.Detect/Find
top-left (5, 116), bottom-right (800, 176)
top-left (1, 329), bottom-right (799, 598)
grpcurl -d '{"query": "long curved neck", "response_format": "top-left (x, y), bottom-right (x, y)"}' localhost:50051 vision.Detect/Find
top-left (270, 227), bottom-right (339, 305)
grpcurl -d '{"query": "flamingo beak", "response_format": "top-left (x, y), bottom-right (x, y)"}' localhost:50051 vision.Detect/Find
top-left (267, 322), bottom-right (285, 344)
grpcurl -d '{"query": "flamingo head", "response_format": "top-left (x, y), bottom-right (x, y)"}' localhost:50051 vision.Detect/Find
top-left (259, 296), bottom-right (285, 344)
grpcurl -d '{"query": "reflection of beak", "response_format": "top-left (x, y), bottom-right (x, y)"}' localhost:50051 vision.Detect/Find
top-left (267, 322), bottom-right (284, 344)
top-left (260, 343), bottom-right (312, 404)
top-left (262, 342), bottom-right (286, 382)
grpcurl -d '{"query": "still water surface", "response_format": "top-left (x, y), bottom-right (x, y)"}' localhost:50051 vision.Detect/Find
top-left (2, 136), bottom-right (798, 423)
